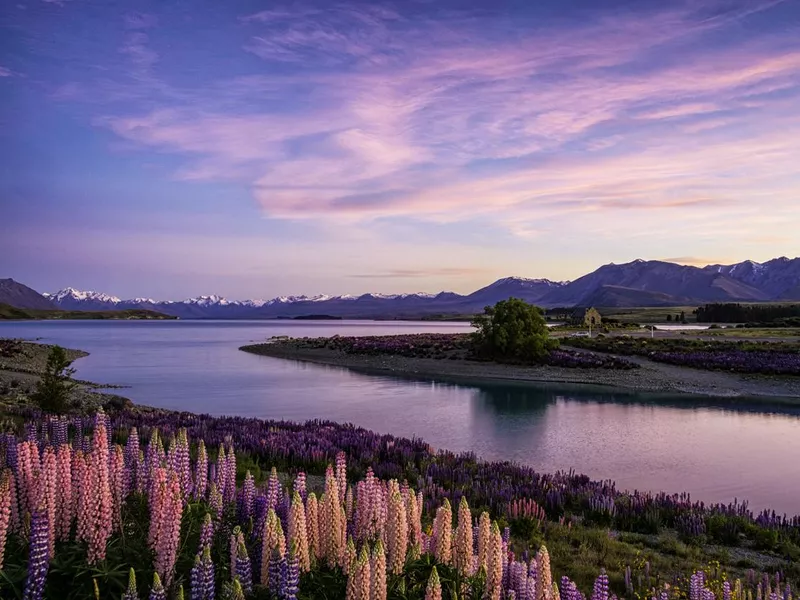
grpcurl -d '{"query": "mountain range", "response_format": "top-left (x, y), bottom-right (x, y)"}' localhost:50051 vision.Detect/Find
top-left (2, 256), bottom-right (799, 319)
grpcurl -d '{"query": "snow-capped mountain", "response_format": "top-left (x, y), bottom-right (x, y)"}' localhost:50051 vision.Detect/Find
top-left (31, 255), bottom-right (800, 317)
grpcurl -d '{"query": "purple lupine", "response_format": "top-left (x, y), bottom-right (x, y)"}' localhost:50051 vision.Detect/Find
top-left (148, 572), bottom-right (166, 600)
top-left (293, 471), bottom-right (307, 502)
top-left (269, 547), bottom-right (284, 596)
top-left (224, 444), bottom-right (236, 505)
top-left (190, 552), bottom-right (208, 600)
top-left (22, 505), bottom-right (50, 600)
top-left (202, 545), bottom-right (215, 600)
top-left (199, 513), bottom-right (214, 551)
top-left (238, 471), bottom-right (255, 522)
top-left (690, 572), bottom-right (706, 600)
top-left (125, 427), bottom-right (140, 492)
top-left (235, 540), bottom-right (253, 595)
top-left (723, 581), bottom-right (732, 600)
top-left (123, 568), bottom-right (139, 600)
top-left (194, 440), bottom-right (208, 501)
top-left (591, 570), bottom-right (609, 600)
top-left (280, 543), bottom-right (300, 600)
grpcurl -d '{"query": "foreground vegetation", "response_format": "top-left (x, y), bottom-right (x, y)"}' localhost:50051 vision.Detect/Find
top-left (0, 303), bottom-right (176, 320)
top-left (0, 407), bottom-right (798, 600)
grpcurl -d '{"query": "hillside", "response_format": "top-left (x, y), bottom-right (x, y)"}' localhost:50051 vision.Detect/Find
top-left (0, 278), bottom-right (55, 310)
top-left (0, 303), bottom-right (177, 320)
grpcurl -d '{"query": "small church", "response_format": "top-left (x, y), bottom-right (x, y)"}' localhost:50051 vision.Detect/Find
top-left (570, 307), bottom-right (602, 327)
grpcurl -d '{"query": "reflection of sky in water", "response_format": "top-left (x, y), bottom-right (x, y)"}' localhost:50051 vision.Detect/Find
top-left (1, 320), bottom-right (798, 515)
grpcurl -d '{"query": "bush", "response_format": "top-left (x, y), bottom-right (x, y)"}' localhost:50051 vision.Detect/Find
top-left (471, 298), bottom-right (558, 362)
top-left (31, 345), bottom-right (75, 414)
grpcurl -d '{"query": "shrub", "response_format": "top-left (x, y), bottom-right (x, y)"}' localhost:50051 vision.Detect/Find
top-left (31, 345), bottom-right (75, 414)
top-left (471, 298), bottom-right (558, 362)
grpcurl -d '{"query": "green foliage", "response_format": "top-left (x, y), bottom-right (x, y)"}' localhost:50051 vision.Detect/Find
top-left (471, 298), bottom-right (558, 362)
top-left (31, 345), bottom-right (75, 414)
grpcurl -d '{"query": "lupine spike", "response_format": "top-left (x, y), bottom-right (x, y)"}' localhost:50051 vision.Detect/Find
top-left (0, 469), bottom-right (12, 571)
top-left (122, 568), bottom-right (139, 600)
top-left (148, 572), bottom-right (166, 600)
top-left (425, 566), bottom-right (442, 600)
top-left (22, 503), bottom-right (50, 600)
top-left (370, 539), bottom-right (387, 600)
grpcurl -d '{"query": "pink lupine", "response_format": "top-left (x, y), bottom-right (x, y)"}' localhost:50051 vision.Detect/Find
top-left (73, 451), bottom-right (90, 543)
top-left (370, 539), bottom-right (387, 600)
top-left (425, 566), bottom-right (442, 600)
top-left (345, 485), bottom-right (354, 522)
top-left (85, 417), bottom-right (112, 564)
top-left (7, 470), bottom-right (19, 535)
top-left (386, 491), bottom-right (408, 575)
top-left (486, 522), bottom-right (503, 600)
top-left (335, 451), bottom-right (347, 506)
top-left (536, 545), bottom-right (553, 600)
top-left (194, 440), bottom-right (208, 500)
top-left (305, 492), bottom-right (320, 563)
top-left (477, 512), bottom-right (491, 572)
top-left (344, 536), bottom-right (357, 573)
top-left (406, 490), bottom-right (422, 551)
top-left (346, 546), bottom-right (371, 600)
top-left (150, 469), bottom-right (182, 585)
top-left (110, 444), bottom-right (127, 530)
top-left (320, 472), bottom-right (343, 568)
top-left (433, 499), bottom-right (452, 565)
top-left (16, 440), bottom-right (40, 524)
top-left (337, 505), bottom-right (349, 569)
top-left (288, 491), bottom-right (310, 571)
top-left (55, 444), bottom-right (72, 541)
top-left (266, 467), bottom-right (281, 510)
top-left (0, 469), bottom-right (12, 571)
top-left (39, 446), bottom-right (57, 556)
top-left (454, 496), bottom-right (473, 576)
top-left (215, 444), bottom-right (226, 492)
top-left (293, 471), bottom-right (306, 500)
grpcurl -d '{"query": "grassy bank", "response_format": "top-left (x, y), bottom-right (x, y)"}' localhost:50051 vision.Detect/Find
top-left (0, 302), bottom-right (176, 320)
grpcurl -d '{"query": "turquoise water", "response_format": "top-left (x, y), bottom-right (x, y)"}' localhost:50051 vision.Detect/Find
top-left (2, 319), bottom-right (799, 515)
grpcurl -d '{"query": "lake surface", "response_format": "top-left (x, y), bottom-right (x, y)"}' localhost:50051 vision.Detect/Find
top-left (2, 320), bottom-right (798, 515)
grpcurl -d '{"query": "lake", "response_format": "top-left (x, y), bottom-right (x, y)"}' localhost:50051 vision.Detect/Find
top-left (1, 319), bottom-right (798, 515)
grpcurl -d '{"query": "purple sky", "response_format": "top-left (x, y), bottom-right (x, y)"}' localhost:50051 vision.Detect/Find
top-left (1, 0), bottom-right (799, 300)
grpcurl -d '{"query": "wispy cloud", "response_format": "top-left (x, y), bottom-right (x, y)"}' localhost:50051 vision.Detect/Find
top-left (350, 267), bottom-right (490, 279)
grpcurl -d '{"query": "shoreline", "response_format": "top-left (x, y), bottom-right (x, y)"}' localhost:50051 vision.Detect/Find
top-left (240, 341), bottom-right (800, 402)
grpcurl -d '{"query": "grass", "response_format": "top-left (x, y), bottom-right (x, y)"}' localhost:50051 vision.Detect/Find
top-left (683, 328), bottom-right (800, 339)
top-left (596, 306), bottom-right (701, 324)
top-left (0, 303), bottom-right (177, 320)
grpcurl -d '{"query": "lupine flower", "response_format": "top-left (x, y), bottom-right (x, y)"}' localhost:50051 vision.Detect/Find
top-left (224, 444), bottom-right (236, 505)
top-left (22, 503), bottom-right (50, 600)
top-left (281, 541), bottom-right (301, 600)
top-left (199, 512), bottom-right (214, 551)
top-left (306, 492), bottom-right (320, 563)
top-left (171, 429), bottom-right (192, 500)
top-left (54, 443), bottom-right (72, 541)
top-left (193, 440), bottom-right (208, 501)
top-left (454, 496), bottom-right (473, 576)
top-left (387, 491), bottom-right (408, 575)
top-left (228, 578), bottom-right (246, 600)
top-left (122, 568), bottom-right (139, 600)
top-left (288, 491), bottom-right (310, 571)
top-left (209, 483), bottom-right (223, 522)
top-left (486, 522), bottom-right (503, 600)
top-left (239, 471), bottom-right (255, 522)
top-left (202, 545), bottom-right (215, 600)
top-left (39, 446), bottom-right (57, 555)
top-left (406, 490), bottom-right (422, 551)
top-left (536, 546), bottom-right (553, 600)
top-left (346, 546), bottom-right (371, 600)
top-left (261, 509), bottom-right (286, 587)
top-left (17, 440), bottom-right (40, 524)
top-left (110, 444), bottom-right (127, 530)
top-left (335, 451), bottom-right (347, 506)
top-left (235, 540), bottom-right (253, 595)
top-left (592, 571), bottom-right (609, 600)
top-left (85, 416), bottom-right (112, 564)
top-left (425, 566), bottom-right (442, 600)
top-left (293, 471), bottom-right (307, 501)
top-left (269, 547), bottom-right (284, 596)
top-left (148, 572), bottom-right (166, 600)
top-left (150, 468), bottom-right (183, 585)
top-left (433, 499), bottom-right (452, 565)
top-left (0, 470), bottom-right (12, 571)
top-left (230, 525), bottom-right (245, 577)
top-left (477, 511), bottom-right (491, 572)
top-left (321, 471), bottom-right (343, 568)
top-left (370, 539), bottom-right (387, 600)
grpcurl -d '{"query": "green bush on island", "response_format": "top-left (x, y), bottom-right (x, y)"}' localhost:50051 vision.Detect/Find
top-left (471, 297), bottom-right (559, 362)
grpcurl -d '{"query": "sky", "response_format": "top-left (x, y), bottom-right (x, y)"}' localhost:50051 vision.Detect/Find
top-left (1, 0), bottom-right (799, 300)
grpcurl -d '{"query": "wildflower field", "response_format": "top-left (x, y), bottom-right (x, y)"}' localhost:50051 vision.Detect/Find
top-left (0, 407), bottom-right (798, 600)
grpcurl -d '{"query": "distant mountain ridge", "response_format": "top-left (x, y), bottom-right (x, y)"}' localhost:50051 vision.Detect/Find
top-left (0, 279), bottom-right (57, 310)
top-left (5, 256), bottom-right (800, 318)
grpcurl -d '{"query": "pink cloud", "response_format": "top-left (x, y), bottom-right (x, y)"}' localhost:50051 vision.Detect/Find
top-left (93, 0), bottom-right (800, 241)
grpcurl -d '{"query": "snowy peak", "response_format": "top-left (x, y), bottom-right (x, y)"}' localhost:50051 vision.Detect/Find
top-left (47, 287), bottom-right (121, 304)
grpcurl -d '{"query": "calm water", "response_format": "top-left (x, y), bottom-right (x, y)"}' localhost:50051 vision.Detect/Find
top-left (2, 320), bottom-right (798, 515)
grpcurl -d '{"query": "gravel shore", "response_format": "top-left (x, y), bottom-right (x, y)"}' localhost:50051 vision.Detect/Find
top-left (0, 339), bottom-right (131, 411)
top-left (241, 341), bottom-right (800, 402)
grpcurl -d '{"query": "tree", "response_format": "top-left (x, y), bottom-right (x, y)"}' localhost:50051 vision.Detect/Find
top-left (32, 345), bottom-right (75, 414)
top-left (666, 314), bottom-right (672, 322)
top-left (471, 298), bottom-right (558, 362)
top-left (680, 311), bottom-right (687, 323)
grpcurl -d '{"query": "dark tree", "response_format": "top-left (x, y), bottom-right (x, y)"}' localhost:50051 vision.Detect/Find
top-left (471, 298), bottom-right (558, 362)
top-left (32, 345), bottom-right (75, 414)
top-left (666, 314), bottom-right (672, 322)
top-left (680, 311), bottom-right (686, 323)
